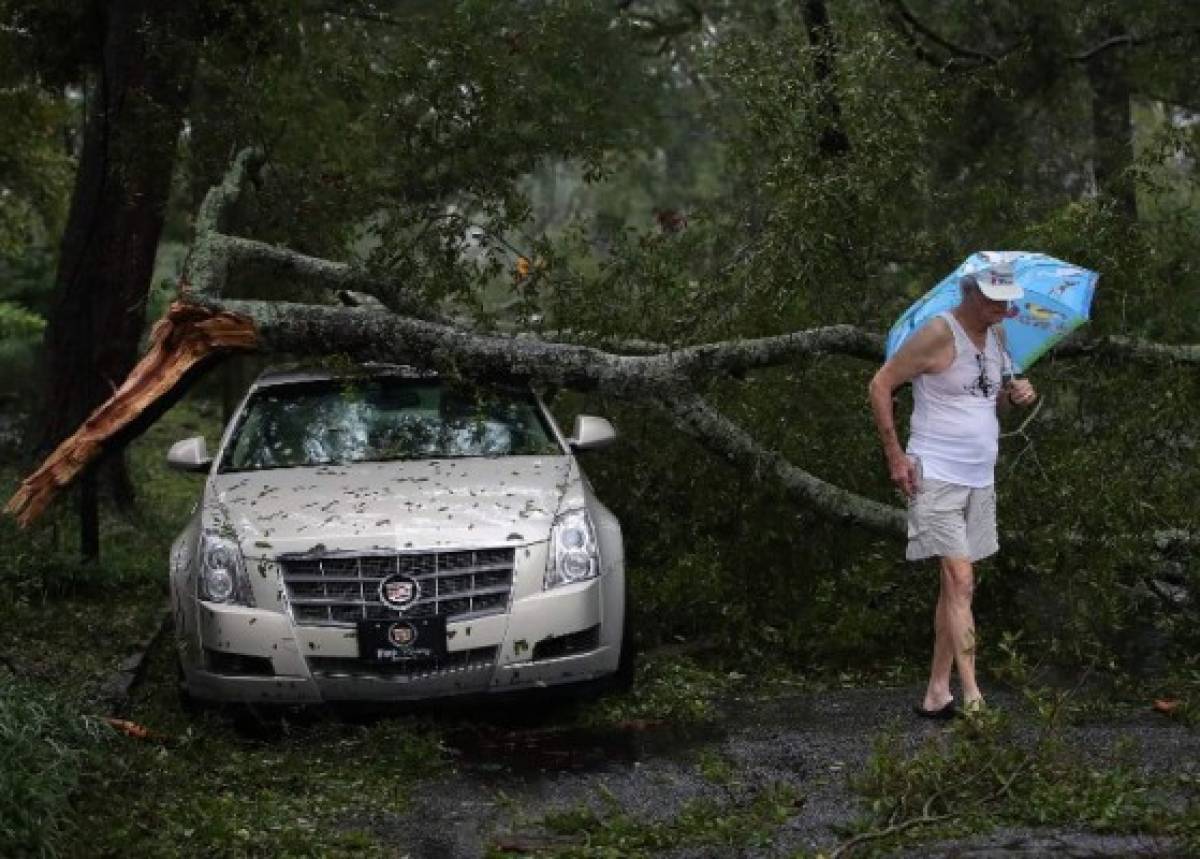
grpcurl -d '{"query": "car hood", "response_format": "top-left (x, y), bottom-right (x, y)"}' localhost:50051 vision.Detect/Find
top-left (203, 457), bottom-right (579, 556)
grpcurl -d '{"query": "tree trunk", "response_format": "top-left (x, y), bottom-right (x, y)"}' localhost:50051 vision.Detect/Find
top-left (799, 0), bottom-right (850, 158)
top-left (37, 0), bottom-right (201, 558)
top-left (1085, 23), bottom-right (1137, 218)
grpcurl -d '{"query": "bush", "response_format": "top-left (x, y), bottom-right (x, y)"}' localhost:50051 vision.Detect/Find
top-left (0, 678), bottom-right (109, 857)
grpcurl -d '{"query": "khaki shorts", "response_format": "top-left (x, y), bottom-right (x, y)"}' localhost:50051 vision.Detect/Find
top-left (906, 475), bottom-right (998, 563)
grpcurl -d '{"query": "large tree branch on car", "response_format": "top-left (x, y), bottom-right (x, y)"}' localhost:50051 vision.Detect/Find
top-left (9, 287), bottom-right (1196, 533)
top-left (7, 151), bottom-right (1200, 534)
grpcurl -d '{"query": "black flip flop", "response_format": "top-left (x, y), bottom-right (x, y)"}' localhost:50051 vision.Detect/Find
top-left (913, 700), bottom-right (958, 720)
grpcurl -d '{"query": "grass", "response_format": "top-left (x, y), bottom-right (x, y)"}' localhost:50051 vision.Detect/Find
top-left (840, 691), bottom-right (1200, 857)
top-left (489, 782), bottom-right (802, 858)
top-left (0, 396), bottom-right (216, 700)
top-left (578, 654), bottom-right (734, 727)
top-left (0, 678), bottom-right (110, 858)
top-left (73, 634), bottom-right (449, 857)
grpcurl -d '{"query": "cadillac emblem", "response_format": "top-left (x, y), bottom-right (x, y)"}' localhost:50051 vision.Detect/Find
top-left (379, 574), bottom-right (421, 610)
top-left (388, 622), bottom-right (417, 648)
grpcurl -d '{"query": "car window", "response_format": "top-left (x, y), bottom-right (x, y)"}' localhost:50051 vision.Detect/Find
top-left (220, 379), bottom-right (561, 471)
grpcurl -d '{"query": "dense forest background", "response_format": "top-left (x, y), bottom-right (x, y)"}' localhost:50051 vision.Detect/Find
top-left (3, 1), bottom-right (1200, 854)
top-left (4, 0), bottom-right (1199, 671)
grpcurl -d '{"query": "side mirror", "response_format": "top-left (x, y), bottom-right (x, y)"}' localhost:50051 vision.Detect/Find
top-left (167, 436), bottom-right (213, 473)
top-left (568, 415), bottom-right (616, 451)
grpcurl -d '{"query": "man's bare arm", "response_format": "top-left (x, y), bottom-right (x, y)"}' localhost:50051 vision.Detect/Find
top-left (867, 319), bottom-right (952, 497)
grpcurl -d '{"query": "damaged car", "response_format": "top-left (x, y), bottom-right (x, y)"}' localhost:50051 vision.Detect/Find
top-left (166, 366), bottom-right (629, 705)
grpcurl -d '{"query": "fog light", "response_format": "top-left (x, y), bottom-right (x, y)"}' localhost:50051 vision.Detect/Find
top-left (561, 551), bottom-right (593, 581)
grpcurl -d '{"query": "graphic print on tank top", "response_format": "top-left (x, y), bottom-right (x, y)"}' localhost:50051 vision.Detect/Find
top-left (964, 350), bottom-right (1000, 399)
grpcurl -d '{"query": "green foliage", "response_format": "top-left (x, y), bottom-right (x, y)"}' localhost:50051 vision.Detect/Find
top-left (585, 654), bottom-right (732, 726)
top-left (0, 301), bottom-right (45, 340)
top-left (0, 74), bottom-right (74, 261)
top-left (847, 702), bottom-right (1200, 856)
top-left (180, 0), bottom-right (665, 314)
top-left (0, 678), bottom-right (109, 858)
top-left (844, 641), bottom-right (1200, 855)
top-left (509, 781), bottom-right (800, 858)
top-left (77, 676), bottom-right (446, 857)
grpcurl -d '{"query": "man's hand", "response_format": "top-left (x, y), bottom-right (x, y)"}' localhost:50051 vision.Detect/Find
top-left (889, 453), bottom-right (919, 498)
top-left (1006, 378), bottom-right (1037, 407)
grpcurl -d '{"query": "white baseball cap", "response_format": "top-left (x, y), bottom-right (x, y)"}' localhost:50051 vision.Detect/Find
top-left (972, 262), bottom-right (1023, 301)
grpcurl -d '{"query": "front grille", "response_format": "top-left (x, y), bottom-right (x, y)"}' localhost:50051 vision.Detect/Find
top-left (308, 646), bottom-right (499, 680)
top-left (280, 548), bottom-right (515, 627)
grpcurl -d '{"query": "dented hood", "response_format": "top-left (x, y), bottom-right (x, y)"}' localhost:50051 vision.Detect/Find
top-left (203, 456), bottom-right (577, 556)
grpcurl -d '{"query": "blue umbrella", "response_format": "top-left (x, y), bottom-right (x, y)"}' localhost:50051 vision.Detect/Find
top-left (885, 251), bottom-right (1099, 374)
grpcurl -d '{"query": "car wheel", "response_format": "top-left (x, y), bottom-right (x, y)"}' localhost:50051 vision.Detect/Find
top-left (176, 653), bottom-right (205, 715)
top-left (612, 586), bottom-right (637, 693)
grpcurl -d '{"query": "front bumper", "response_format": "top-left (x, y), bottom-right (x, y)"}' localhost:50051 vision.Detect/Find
top-left (180, 576), bottom-right (618, 704)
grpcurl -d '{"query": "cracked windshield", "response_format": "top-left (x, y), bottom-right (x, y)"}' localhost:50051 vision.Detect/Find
top-left (221, 379), bottom-right (560, 470)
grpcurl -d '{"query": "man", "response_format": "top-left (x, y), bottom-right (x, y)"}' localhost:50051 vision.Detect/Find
top-left (868, 264), bottom-right (1037, 718)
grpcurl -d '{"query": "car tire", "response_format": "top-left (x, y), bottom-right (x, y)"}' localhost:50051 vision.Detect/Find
top-left (176, 653), bottom-right (205, 715)
top-left (612, 584), bottom-right (637, 693)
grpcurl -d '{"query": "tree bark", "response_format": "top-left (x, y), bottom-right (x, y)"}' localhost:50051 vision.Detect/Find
top-left (37, 0), bottom-right (201, 558)
top-left (1084, 24), bottom-right (1137, 218)
top-left (799, 0), bottom-right (850, 157)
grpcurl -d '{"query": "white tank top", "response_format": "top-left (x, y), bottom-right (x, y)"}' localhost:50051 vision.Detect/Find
top-left (906, 312), bottom-right (1004, 488)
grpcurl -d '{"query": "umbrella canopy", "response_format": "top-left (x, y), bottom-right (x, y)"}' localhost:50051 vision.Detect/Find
top-left (885, 251), bottom-right (1099, 373)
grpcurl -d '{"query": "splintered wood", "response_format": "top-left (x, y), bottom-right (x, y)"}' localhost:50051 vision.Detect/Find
top-left (4, 301), bottom-right (257, 527)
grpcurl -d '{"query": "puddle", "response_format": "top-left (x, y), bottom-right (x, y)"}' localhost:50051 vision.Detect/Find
top-left (444, 720), bottom-right (723, 776)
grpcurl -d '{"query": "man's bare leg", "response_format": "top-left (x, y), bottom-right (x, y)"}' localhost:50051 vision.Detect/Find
top-left (944, 556), bottom-right (980, 705)
top-left (922, 562), bottom-right (955, 711)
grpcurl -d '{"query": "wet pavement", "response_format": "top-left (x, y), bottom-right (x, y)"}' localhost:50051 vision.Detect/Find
top-left (343, 685), bottom-right (1200, 857)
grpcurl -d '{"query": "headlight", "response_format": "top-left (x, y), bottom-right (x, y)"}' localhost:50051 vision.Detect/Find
top-left (545, 509), bottom-right (600, 590)
top-left (198, 532), bottom-right (254, 605)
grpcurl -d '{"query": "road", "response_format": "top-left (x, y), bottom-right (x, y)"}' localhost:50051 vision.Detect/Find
top-left (338, 684), bottom-right (1199, 857)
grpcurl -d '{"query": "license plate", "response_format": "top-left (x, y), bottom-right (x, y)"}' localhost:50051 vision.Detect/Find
top-left (358, 616), bottom-right (448, 663)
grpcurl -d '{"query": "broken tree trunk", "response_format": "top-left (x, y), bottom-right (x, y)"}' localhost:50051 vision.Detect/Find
top-left (7, 150), bottom-right (1199, 537)
top-left (6, 303), bottom-right (257, 527)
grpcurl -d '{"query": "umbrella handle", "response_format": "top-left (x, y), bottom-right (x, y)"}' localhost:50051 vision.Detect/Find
top-left (995, 325), bottom-right (1022, 382)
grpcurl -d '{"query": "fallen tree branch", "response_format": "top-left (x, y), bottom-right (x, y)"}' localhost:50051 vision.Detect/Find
top-left (662, 394), bottom-right (906, 535)
top-left (4, 302), bottom-right (257, 526)
top-left (188, 233), bottom-right (435, 318)
top-left (1052, 334), bottom-right (1200, 365)
top-left (6, 149), bottom-right (1199, 537)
